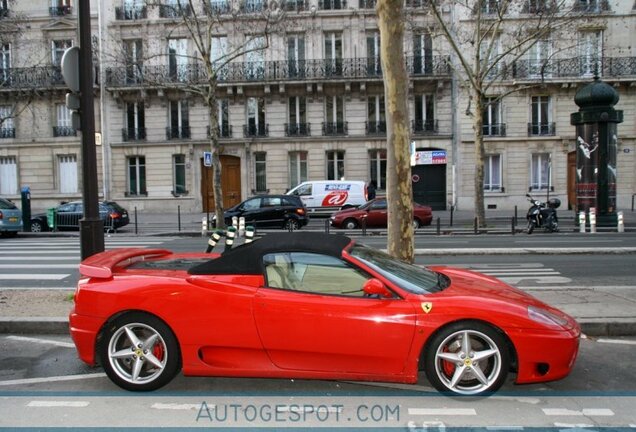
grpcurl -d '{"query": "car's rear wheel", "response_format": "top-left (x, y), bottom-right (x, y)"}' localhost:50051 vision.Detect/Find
top-left (284, 218), bottom-right (300, 231)
top-left (424, 321), bottom-right (510, 396)
top-left (30, 221), bottom-right (43, 233)
top-left (343, 219), bottom-right (358, 230)
top-left (412, 218), bottom-right (421, 230)
top-left (99, 312), bottom-right (181, 391)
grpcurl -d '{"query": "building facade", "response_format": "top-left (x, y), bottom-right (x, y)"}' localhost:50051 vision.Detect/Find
top-left (1, 0), bottom-right (634, 215)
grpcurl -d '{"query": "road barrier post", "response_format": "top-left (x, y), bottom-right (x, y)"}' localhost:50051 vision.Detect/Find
top-left (177, 205), bottom-right (181, 232)
top-left (589, 208), bottom-right (597, 234)
top-left (201, 217), bottom-right (207, 236)
top-left (134, 207), bottom-right (138, 235)
top-left (436, 217), bottom-right (440, 235)
top-left (579, 212), bottom-right (586, 233)
top-left (617, 211), bottom-right (624, 233)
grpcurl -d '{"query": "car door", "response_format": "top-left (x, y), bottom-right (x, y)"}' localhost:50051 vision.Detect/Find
top-left (259, 196), bottom-right (285, 228)
top-left (253, 251), bottom-right (416, 375)
top-left (236, 197), bottom-right (263, 227)
top-left (365, 199), bottom-right (388, 227)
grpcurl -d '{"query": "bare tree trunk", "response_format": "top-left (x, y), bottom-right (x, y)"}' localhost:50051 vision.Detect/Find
top-left (206, 85), bottom-right (225, 229)
top-left (377, 0), bottom-right (414, 263)
top-left (473, 89), bottom-right (486, 227)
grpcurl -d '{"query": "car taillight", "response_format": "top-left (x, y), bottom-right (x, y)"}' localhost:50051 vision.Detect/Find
top-left (296, 208), bottom-right (306, 216)
top-left (110, 212), bottom-right (121, 219)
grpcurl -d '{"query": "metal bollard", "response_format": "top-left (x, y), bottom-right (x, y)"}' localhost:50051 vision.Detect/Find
top-left (245, 226), bottom-right (255, 243)
top-left (589, 208), bottom-right (597, 234)
top-left (450, 206), bottom-right (454, 227)
top-left (224, 227), bottom-right (236, 252)
top-left (361, 217), bottom-right (367, 236)
top-left (579, 211), bottom-right (586, 233)
top-left (177, 205), bottom-right (181, 232)
top-left (514, 206), bottom-right (518, 226)
top-left (511, 217), bottom-right (515, 235)
top-left (474, 217), bottom-right (478, 234)
top-left (436, 217), bottom-right (441, 235)
top-left (205, 230), bottom-right (224, 253)
top-left (202, 217), bottom-right (208, 235)
top-left (238, 217), bottom-right (245, 236)
top-left (232, 216), bottom-right (238, 229)
top-left (134, 206), bottom-right (138, 235)
top-left (618, 211), bottom-right (624, 233)
top-left (324, 219), bottom-right (330, 234)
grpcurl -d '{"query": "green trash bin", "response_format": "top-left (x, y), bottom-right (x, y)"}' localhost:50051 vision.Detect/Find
top-left (47, 208), bottom-right (57, 230)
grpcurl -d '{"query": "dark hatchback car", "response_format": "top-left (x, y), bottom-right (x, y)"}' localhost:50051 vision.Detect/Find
top-left (30, 201), bottom-right (130, 232)
top-left (217, 195), bottom-right (308, 230)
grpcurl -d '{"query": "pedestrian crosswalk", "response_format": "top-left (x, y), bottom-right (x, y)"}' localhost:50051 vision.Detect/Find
top-left (451, 263), bottom-right (572, 287)
top-left (0, 238), bottom-right (172, 289)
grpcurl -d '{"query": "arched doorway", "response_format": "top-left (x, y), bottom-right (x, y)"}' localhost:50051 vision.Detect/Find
top-left (201, 155), bottom-right (242, 212)
top-left (411, 148), bottom-right (447, 210)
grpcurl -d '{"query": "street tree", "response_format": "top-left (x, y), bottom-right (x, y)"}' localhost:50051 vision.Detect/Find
top-left (377, 0), bottom-right (414, 263)
top-left (425, 0), bottom-right (585, 226)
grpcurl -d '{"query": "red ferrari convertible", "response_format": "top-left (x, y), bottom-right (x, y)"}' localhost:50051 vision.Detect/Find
top-left (70, 233), bottom-right (580, 395)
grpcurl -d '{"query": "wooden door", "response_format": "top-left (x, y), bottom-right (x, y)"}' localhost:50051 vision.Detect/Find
top-left (201, 155), bottom-right (242, 212)
top-left (567, 151), bottom-right (576, 210)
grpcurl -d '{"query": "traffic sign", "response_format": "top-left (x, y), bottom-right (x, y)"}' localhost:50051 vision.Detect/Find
top-left (203, 151), bottom-right (212, 167)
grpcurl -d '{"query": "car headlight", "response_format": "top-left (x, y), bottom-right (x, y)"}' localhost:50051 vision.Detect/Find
top-left (527, 306), bottom-right (569, 328)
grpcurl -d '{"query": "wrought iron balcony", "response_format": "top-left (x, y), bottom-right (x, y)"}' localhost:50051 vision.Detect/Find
top-left (0, 66), bottom-right (67, 89)
top-left (159, 4), bottom-right (192, 18)
top-left (521, 0), bottom-right (557, 14)
top-left (483, 123), bottom-right (506, 137)
top-left (405, 0), bottom-right (431, 6)
top-left (319, 0), bottom-right (346, 10)
top-left (366, 121), bottom-right (387, 136)
top-left (511, 57), bottom-right (636, 80)
top-left (204, 0), bottom-right (231, 15)
top-left (0, 128), bottom-right (15, 139)
top-left (241, 0), bottom-right (265, 13)
top-left (412, 119), bottom-right (439, 135)
top-left (359, 0), bottom-right (376, 8)
top-left (243, 123), bottom-right (269, 137)
top-left (322, 122), bottom-right (347, 136)
top-left (115, 6), bottom-right (147, 20)
top-left (528, 122), bottom-right (556, 136)
top-left (53, 126), bottom-right (77, 137)
top-left (122, 127), bottom-right (146, 141)
top-left (207, 124), bottom-right (232, 138)
top-left (49, 5), bottom-right (72, 16)
top-left (284, 0), bottom-right (307, 11)
top-left (573, 0), bottom-right (610, 13)
top-left (166, 126), bottom-right (191, 140)
top-left (285, 123), bottom-right (311, 137)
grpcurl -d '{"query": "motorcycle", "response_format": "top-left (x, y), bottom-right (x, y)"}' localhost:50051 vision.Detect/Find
top-left (526, 193), bottom-right (560, 234)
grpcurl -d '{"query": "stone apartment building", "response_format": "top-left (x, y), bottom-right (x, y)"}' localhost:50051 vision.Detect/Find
top-left (0, 0), bottom-right (634, 215)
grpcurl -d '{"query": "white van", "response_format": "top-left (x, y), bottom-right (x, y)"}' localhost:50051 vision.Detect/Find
top-left (286, 180), bottom-right (368, 215)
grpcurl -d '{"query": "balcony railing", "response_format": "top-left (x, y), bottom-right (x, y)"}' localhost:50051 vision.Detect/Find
top-left (115, 6), bottom-right (147, 20)
top-left (53, 126), bottom-right (77, 137)
top-left (405, 0), bottom-right (430, 6)
top-left (207, 124), bottom-right (232, 138)
top-left (319, 0), bottom-right (346, 9)
top-left (366, 121), bottom-right (387, 136)
top-left (159, 4), bottom-right (192, 17)
top-left (521, 0), bottom-right (557, 14)
top-left (49, 5), bottom-right (72, 16)
top-left (511, 57), bottom-right (636, 79)
top-left (483, 123), bottom-right (506, 137)
top-left (204, 0), bottom-right (230, 14)
top-left (0, 66), bottom-right (68, 89)
top-left (412, 119), bottom-right (439, 135)
top-left (122, 127), bottom-right (146, 141)
top-left (0, 128), bottom-right (15, 139)
top-left (241, 0), bottom-right (265, 13)
top-left (322, 122), bottom-right (347, 136)
top-left (243, 123), bottom-right (269, 137)
top-left (528, 122), bottom-right (556, 136)
top-left (285, 122), bottom-right (311, 137)
top-left (166, 126), bottom-right (191, 140)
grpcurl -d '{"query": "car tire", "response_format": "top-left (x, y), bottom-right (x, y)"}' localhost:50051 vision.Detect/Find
top-left (424, 321), bottom-right (510, 396)
top-left (412, 218), bottom-right (421, 230)
top-left (343, 219), bottom-right (358, 230)
top-left (284, 218), bottom-right (300, 231)
top-left (30, 221), bottom-right (44, 233)
top-left (99, 312), bottom-right (181, 392)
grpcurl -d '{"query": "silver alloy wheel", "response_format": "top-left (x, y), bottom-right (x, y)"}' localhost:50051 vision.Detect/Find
top-left (433, 329), bottom-right (502, 395)
top-left (30, 221), bottom-right (42, 233)
top-left (344, 219), bottom-right (357, 230)
top-left (107, 322), bottom-right (168, 385)
top-left (285, 219), bottom-right (300, 230)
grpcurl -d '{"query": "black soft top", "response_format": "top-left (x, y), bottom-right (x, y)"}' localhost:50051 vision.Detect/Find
top-left (188, 232), bottom-right (353, 275)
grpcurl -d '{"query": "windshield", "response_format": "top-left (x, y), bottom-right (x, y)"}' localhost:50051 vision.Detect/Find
top-left (348, 244), bottom-right (446, 295)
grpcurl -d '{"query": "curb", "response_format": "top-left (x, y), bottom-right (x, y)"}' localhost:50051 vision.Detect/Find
top-left (1, 318), bottom-right (635, 337)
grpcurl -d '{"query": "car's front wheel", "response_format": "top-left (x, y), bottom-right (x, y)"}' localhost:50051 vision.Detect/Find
top-left (99, 312), bottom-right (181, 391)
top-left (343, 219), bottom-right (358, 230)
top-left (284, 218), bottom-right (300, 231)
top-left (30, 221), bottom-right (44, 233)
top-left (424, 321), bottom-right (510, 396)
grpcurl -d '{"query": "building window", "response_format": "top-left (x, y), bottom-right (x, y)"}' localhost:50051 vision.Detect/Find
top-left (123, 102), bottom-right (145, 141)
top-left (127, 156), bottom-right (147, 196)
top-left (366, 95), bottom-right (386, 135)
top-left (245, 97), bottom-right (267, 137)
top-left (254, 152), bottom-right (267, 192)
top-left (480, 35), bottom-right (500, 78)
top-left (52, 40), bottom-right (72, 66)
top-left (244, 36), bottom-right (265, 80)
top-left (0, 156), bottom-right (17, 195)
top-left (482, 97), bottom-right (505, 136)
top-left (50, 0), bottom-right (72, 16)
top-left (531, 153), bottom-right (551, 191)
top-left (167, 100), bottom-right (190, 139)
top-left (413, 94), bottom-right (436, 134)
top-left (369, 149), bottom-right (386, 190)
top-left (172, 154), bottom-right (187, 195)
top-left (211, 36), bottom-right (228, 79)
top-left (326, 150), bottom-right (345, 180)
top-left (324, 32), bottom-right (343, 77)
top-left (579, 30), bottom-right (602, 77)
top-left (480, 0), bottom-right (500, 14)
top-left (0, 43), bottom-right (10, 82)
top-left (528, 38), bottom-right (551, 78)
top-left (366, 31), bottom-right (381, 76)
top-left (320, 0), bottom-right (345, 10)
top-left (289, 151), bottom-right (307, 189)
top-left (286, 96), bottom-right (309, 136)
top-left (413, 32), bottom-right (432, 74)
top-left (484, 154), bottom-right (502, 192)
top-left (213, 99), bottom-right (230, 138)
top-left (529, 96), bottom-right (554, 136)
top-left (0, 105), bottom-right (15, 138)
top-left (168, 38), bottom-right (187, 82)
top-left (287, 34), bottom-right (305, 78)
top-left (117, 0), bottom-right (147, 19)
top-left (323, 95), bottom-right (346, 135)
top-left (124, 39), bottom-right (143, 84)
top-left (54, 104), bottom-right (76, 137)
top-left (58, 154), bottom-right (78, 194)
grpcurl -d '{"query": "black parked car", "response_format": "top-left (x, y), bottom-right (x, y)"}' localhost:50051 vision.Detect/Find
top-left (216, 195), bottom-right (308, 230)
top-left (30, 201), bottom-right (130, 232)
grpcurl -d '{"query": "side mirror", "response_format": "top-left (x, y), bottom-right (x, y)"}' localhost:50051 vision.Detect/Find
top-left (362, 278), bottom-right (393, 298)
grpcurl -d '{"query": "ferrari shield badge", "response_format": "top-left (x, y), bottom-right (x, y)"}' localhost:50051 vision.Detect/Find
top-left (421, 302), bottom-right (433, 314)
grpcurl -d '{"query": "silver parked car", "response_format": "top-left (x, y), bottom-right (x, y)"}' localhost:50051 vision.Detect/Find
top-left (0, 197), bottom-right (22, 237)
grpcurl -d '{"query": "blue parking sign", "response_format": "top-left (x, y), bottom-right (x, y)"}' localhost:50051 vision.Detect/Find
top-left (203, 151), bottom-right (212, 167)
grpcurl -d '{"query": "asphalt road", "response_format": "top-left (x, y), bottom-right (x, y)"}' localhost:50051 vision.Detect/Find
top-left (0, 334), bottom-right (634, 428)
